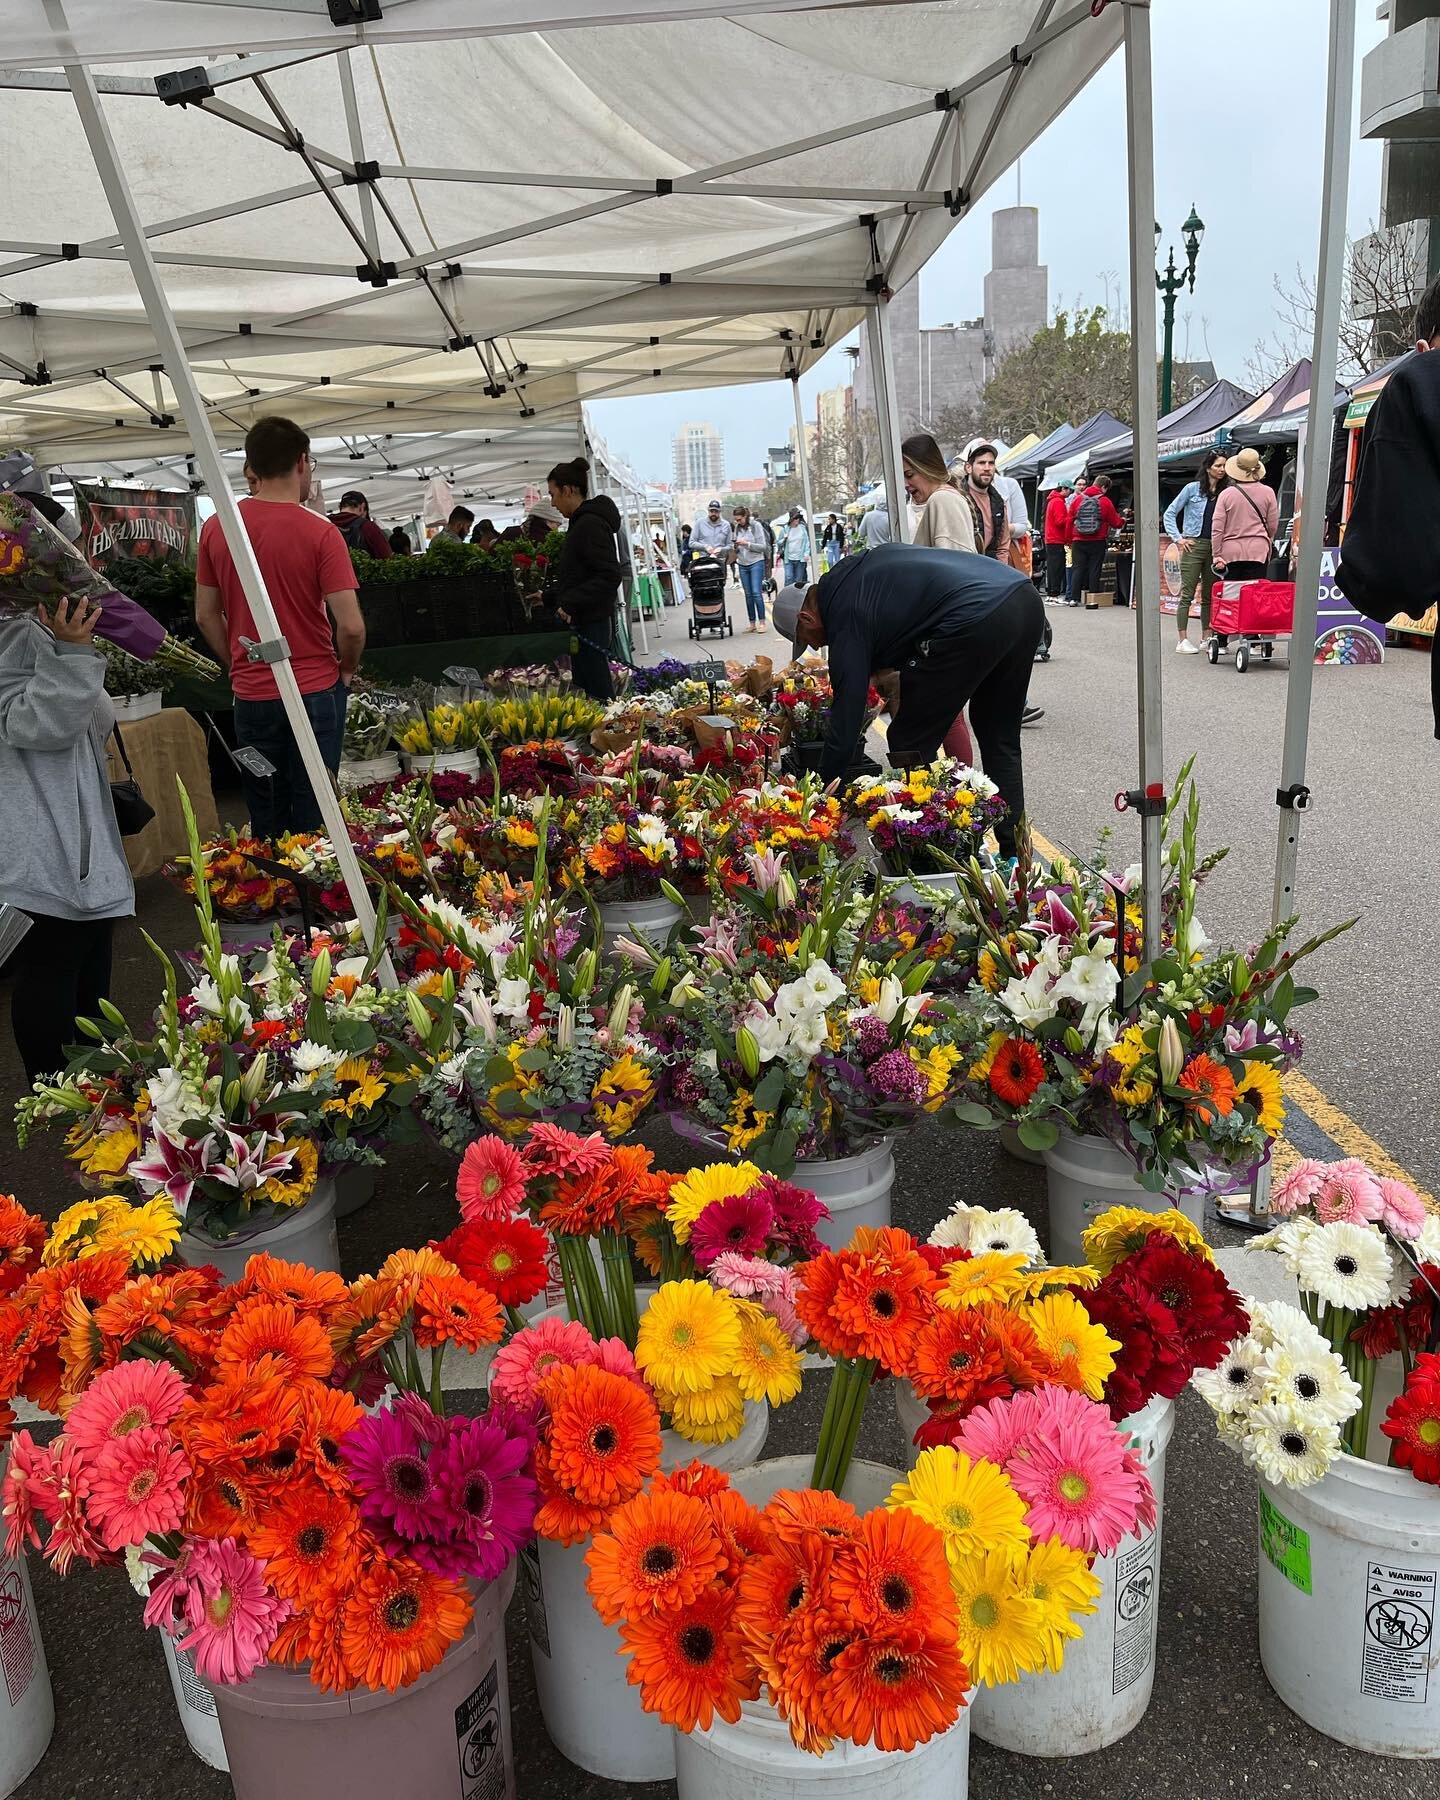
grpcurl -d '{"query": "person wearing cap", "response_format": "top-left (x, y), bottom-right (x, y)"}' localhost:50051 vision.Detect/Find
top-left (963, 442), bottom-right (1012, 562)
top-left (779, 509), bottom-right (811, 586)
top-left (1043, 480), bottom-right (1074, 604)
top-left (469, 517), bottom-right (500, 550)
top-left (328, 490), bottom-right (392, 559)
top-left (772, 543), bottom-right (1043, 860)
top-left (1208, 447), bottom-right (1278, 652)
top-left (690, 500), bottom-right (733, 569)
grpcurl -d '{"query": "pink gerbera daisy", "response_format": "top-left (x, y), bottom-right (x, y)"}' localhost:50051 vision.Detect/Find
top-left (1312, 1158), bottom-right (1385, 1227)
top-left (707, 1252), bottom-right (789, 1299)
top-left (953, 1389), bottom-right (1043, 1469)
top-left (1, 1431), bottom-right (51, 1559)
top-left (425, 1414), bottom-right (537, 1583)
top-left (591, 1336), bottom-right (646, 1390)
top-left (1269, 1158), bottom-right (1328, 1216)
top-left (64, 1361), bottom-right (189, 1460)
top-left (1004, 1389), bottom-right (1152, 1554)
top-left (456, 1136), bottom-right (529, 1223)
top-left (35, 1439), bottom-right (107, 1575)
top-left (1374, 1178), bottom-right (1429, 1242)
top-left (522, 1123), bottom-right (611, 1179)
top-left (87, 1428), bottom-right (189, 1551)
top-left (689, 1190), bottom-right (776, 1271)
top-left (489, 1316), bottom-right (597, 1409)
top-left (766, 1292), bottom-right (807, 1349)
top-left (147, 1537), bottom-right (291, 1685)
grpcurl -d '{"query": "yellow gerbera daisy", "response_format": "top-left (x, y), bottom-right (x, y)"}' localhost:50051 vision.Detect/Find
top-left (665, 1162), bottom-right (763, 1245)
top-left (666, 1374), bottom-right (747, 1443)
top-left (1236, 1060), bottom-right (1285, 1136)
top-left (1017, 1538), bottom-right (1101, 1673)
top-left (92, 1196), bottom-right (182, 1269)
top-left (1023, 1292), bottom-right (1119, 1399)
top-left (947, 1546), bottom-right (1050, 1687)
top-left (1082, 1204), bottom-right (1214, 1274)
top-left (70, 1124), bottom-right (138, 1181)
top-left (887, 1447), bottom-right (1031, 1564)
top-left (937, 1251), bottom-right (1030, 1312)
top-left (44, 1196), bottom-right (130, 1265)
top-left (635, 1280), bottom-right (741, 1395)
top-left (1008, 1263), bottom-right (1101, 1300)
top-left (732, 1300), bottom-right (803, 1407)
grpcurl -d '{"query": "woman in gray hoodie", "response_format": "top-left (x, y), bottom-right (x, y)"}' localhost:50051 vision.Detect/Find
top-left (0, 597), bottom-right (134, 1084)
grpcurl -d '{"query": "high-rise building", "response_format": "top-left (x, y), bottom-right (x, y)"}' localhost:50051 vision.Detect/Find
top-left (1356, 4), bottom-right (1439, 360)
top-left (853, 205), bottom-right (1048, 434)
top-left (671, 422), bottom-right (726, 495)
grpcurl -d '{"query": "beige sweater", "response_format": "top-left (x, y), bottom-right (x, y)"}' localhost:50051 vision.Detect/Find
top-left (912, 485), bottom-right (977, 554)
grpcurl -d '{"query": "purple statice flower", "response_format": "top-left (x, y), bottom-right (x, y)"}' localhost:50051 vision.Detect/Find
top-left (852, 1014), bottom-right (891, 1063)
top-left (669, 1065), bottom-right (706, 1109)
top-left (868, 1048), bottom-right (928, 1106)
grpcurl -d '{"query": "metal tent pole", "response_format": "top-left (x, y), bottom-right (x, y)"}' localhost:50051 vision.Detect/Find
top-left (864, 304), bottom-right (910, 543)
top-left (622, 481), bottom-right (650, 655)
top-left (1271, 0), bottom-right (1355, 930)
top-left (63, 54), bottom-right (392, 973)
top-left (1122, 0), bottom-right (1164, 965)
top-left (790, 374), bottom-right (818, 575)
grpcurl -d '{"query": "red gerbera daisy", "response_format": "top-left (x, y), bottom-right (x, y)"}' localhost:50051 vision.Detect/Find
top-left (1382, 1353), bottom-right (1440, 1485)
top-left (434, 1218), bottom-right (550, 1308)
top-left (987, 1038), bottom-right (1046, 1108)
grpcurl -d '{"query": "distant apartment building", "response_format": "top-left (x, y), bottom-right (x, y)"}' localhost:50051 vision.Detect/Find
top-left (671, 422), bottom-right (726, 495)
top-left (1357, 3), bottom-right (1440, 361)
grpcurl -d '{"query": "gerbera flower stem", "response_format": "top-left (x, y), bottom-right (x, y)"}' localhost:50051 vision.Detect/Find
top-left (599, 1229), bottom-right (640, 1350)
top-left (505, 1304), bottom-right (528, 1337)
top-left (430, 1345), bottom-right (445, 1416)
top-left (812, 1356), bottom-right (877, 1495)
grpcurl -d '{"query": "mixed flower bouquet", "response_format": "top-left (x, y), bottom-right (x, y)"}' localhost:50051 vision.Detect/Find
top-left (165, 833), bottom-right (296, 923)
top-left (341, 690), bottom-right (403, 762)
top-left (851, 759), bottom-right (1007, 877)
top-left (690, 773), bottom-right (848, 886)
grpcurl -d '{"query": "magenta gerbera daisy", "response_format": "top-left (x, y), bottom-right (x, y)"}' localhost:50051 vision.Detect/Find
top-left (146, 1537), bottom-right (291, 1685)
top-left (87, 1428), bottom-right (189, 1551)
top-left (64, 1361), bottom-right (189, 1460)
top-left (456, 1136), bottom-right (529, 1223)
top-left (522, 1123), bottom-right (611, 1179)
top-left (489, 1316), bottom-right (598, 1409)
top-left (689, 1189), bottom-right (776, 1271)
top-left (1003, 1388), bottom-right (1153, 1554)
top-left (952, 1389), bottom-right (1043, 1469)
top-left (340, 1402), bottom-right (444, 1541)
top-left (755, 1176), bottom-right (829, 1258)
top-left (424, 1414), bottom-right (537, 1583)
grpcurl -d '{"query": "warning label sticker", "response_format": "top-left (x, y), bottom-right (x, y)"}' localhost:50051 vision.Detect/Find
top-left (1259, 1491), bottom-right (1312, 1594)
top-left (0, 1568), bottom-right (36, 1707)
top-left (521, 1542), bottom-right (550, 1659)
top-left (456, 1661), bottom-right (507, 1800)
top-left (1361, 1562), bottom-right (1436, 1705)
top-left (1112, 1531), bottom-right (1158, 1696)
top-left (173, 1644), bottom-right (218, 1719)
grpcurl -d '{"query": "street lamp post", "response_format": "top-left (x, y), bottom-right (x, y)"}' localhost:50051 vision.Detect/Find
top-left (1155, 204), bottom-right (1205, 416)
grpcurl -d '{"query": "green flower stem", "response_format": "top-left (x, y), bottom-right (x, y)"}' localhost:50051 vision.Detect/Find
top-left (430, 1344), bottom-right (445, 1417)
top-left (599, 1229), bottom-right (640, 1349)
top-left (828, 1357), bottom-right (877, 1497)
top-left (810, 1355), bottom-right (846, 1491)
top-left (1356, 1349), bottom-right (1377, 1460)
top-left (504, 1304), bottom-right (528, 1338)
top-left (555, 1234), bottom-right (582, 1325)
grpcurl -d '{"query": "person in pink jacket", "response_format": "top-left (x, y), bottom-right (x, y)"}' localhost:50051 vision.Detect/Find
top-left (1208, 447), bottom-right (1278, 648)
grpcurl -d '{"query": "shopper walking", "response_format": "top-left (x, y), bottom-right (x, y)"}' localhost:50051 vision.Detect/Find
top-left (821, 514), bottom-right (846, 571)
top-left (732, 505), bottom-right (769, 630)
top-left (780, 508), bottom-right (811, 584)
top-left (1208, 447), bottom-right (1278, 651)
top-left (773, 544), bottom-right (1043, 859)
top-left (1164, 450), bottom-right (1227, 653)
top-left (1067, 473), bottom-right (1124, 603)
top-left (546, 457), bottom-right (624, 701)
top-left (963, 442), bottom-right (1012, 562)
top-left (859, 499), bottom-right (891, 549)
top-left (1043, 481), bottom-right (1072, 602)
top-left (0, 594), bottom-right (134, 1085)
top-left (328, 490), bottom-right (392, 559)
top-left (195, 415), bottom-right (363, 840)
top-left (902, 433), bottom-right (977, 552)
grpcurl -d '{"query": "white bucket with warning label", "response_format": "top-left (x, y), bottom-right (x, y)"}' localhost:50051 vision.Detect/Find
top-left (1258, 1455), bottom-right (1440, 1756)
top-left (0, 1532), bottom-right (53, 1797)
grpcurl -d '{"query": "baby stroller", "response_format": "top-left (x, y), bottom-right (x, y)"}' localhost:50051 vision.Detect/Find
top-left (686, 553), bottom-right (733, 638)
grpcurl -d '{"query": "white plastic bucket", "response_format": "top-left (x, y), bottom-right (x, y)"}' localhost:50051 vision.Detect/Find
top-left (217, 918), bottom-right (279, 955)
top-left (0, 1467), bottom-right (54, 1799)
top-left (111, 690), bottom-right (163, 721)
top-left (673, 1454), bottom-right (971, 1799)
top-left (998, 1121), bottom-right (1045, 1166)
top-left (337, 753), bottom-right (401, 791)
top-left (1042, 1131), bottom-right (1203, 1266)
top-left (599, 894), bottom-right (683, 956)
top-left (161, 1613), bottom-right (230, 1769)
top-left (213, 1570), bottom-right (515, 1798)
top-left (792, 1144), bottom-right (894, 1251)
top-left (326, 1164), bottom-right (377, 1220)
top-left (404, 749), bottom-right (480, 777)
top-left (969, 1396), bottom-right (1176, 1756)
top-left (880, 869), bottom-right (964, 909)
top-left (1257, 1456), bottom-right (1440, 1757)
top-left (524, 1399), bottom-right (769, 1782)
top-left (178, 1178), bottom-right (340, 1283)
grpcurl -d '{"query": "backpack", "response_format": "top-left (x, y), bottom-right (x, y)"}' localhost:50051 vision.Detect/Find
top-left (334, 512), bottom-right (370, 550)
top-left (1072, 491), bottom-right (1103, 537)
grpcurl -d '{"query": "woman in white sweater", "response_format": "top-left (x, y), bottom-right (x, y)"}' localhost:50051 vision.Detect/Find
top-left (902, 433), bottom-right (977, 553)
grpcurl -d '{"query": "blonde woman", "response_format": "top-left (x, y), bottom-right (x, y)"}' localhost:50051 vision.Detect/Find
top-left (902, 433), bottom-right (977, 554)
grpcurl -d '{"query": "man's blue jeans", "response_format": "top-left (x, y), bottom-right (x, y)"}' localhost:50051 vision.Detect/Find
top-left (233, 678), bottom-right (348, 839)
top-left (738, 560), bottom-right (766, 622)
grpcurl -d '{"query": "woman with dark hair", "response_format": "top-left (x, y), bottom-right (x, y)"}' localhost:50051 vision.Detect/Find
top-left (901, 433), bottom-right (977, 553)
top-left (1163, 448), bottom-right (1227, 652)
top-left (545, 457), bottom-right (624, 700)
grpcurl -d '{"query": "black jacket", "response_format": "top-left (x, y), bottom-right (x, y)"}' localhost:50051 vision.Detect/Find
top-left (816, 542), bottom-right (1030, 778)
top-left (1336, 350), bottom-right (1440, 735)
top-left (552, 494), bottom-right (624, 626)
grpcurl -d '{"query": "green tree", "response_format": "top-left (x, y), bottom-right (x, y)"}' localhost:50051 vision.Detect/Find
top-left (977, 306), bottom-right (1132, 441)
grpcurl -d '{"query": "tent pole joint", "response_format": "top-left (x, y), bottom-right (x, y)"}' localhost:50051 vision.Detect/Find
top-left (1275, 783), bottom-right (1313, 813)
top-left (1115, 784), bottom-right (1165, 819)
top-left (239, 633), bottom-right (294, 666)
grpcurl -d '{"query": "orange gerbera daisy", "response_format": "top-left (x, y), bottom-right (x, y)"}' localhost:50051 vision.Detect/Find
top-left (297, 1384), bottom-right (366, 1494)
top-left (982, 1302), bottom-right (1046, 1390)
top-left (828, 1630), bottom-right (969, 1753)
top-left (705, 1487), bottom-right (769, 1584)
top-left (619, 1585), bottom-right (754, 1731)
top-left (216, 1299), bottom-right (335, 1384)
top-left (329, 1277), bottom-right (408, 1363)
top-left (540, 1362), bottom-right (662, 1511)
top-left (909, 1308), bottom-right (1011, 1407)
top-left (1177, 1055), bottom-right (1238, 1124)
top-left (797, 1228), bottom-right (937, 1366)
top-left (770, 1598), bottom-right (857, 1754)
top-left (234, 1255), bottom-right (348, 1317)
top-left (374, 1247), bottom-right (454, 1314)
top-left (338, 1553), bottom-right (473, 1692)
top-left (0, 1197), bottom-right (45, 1296)
top-left (177, 1366), bottom-right (303, 1473)
top-left (987, 1038), bottom-right (1046, 1109)
top-left (540, 1144), bottom-right (669, 1239)
top-left (248, 1479), bottom-right (363, 1606)
top-left (184, 1465), bottom-right (258, 1540)
top-left (761, 1485), bottom-right (862, 1551)
top-left (411, 1272), bottom-right (504, 1353)
top-left (533, 1448), bottom-right (608, 1547)
top-left (653, 1460), bottom-right (731, 1500)
top-left (586, 1487), bottom-right (726, 1625)
top-left (734, 1538), bottom-right (831, 1691)
top-left (829, 1505), bottom-right (958, 1641)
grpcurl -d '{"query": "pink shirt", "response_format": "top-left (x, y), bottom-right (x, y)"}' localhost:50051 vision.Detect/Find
top-left (1210, 482), bottom-right (1279, 567)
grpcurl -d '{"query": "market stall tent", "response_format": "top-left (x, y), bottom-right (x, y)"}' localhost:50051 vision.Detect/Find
top-left (1031, 410), bottom-right (1129, 488)
top-left (1089, 378), bottom-right (1256, 472)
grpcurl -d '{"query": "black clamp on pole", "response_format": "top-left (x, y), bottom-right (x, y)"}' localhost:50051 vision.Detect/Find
top-left (1276, 783), bottom-right (1313, 812)
top-left (1114, 782), bottom-right (1166, 817)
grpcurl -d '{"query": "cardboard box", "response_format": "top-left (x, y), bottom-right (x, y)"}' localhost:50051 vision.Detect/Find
top-left (1083, 589), bottom-right (1115, 609)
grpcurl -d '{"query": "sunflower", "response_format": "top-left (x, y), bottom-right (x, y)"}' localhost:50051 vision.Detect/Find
top-left (1111, 1074), bottom-right (1155, 1108)
top-left (1177, 1054), bottom-right (1237, 1125)
top-left (338, 1553), bottom-right (472, 1691)
top-left (591, 1053), bottom-right (656, 1138)
top-left (259, 1137), bottom-right (319, 1210)
top-left (1082, 1204), bottom-right (1213, 1274)
top-left (947, 1545), bottom-right (1049, 1686)
top-left (586, 1487), bottom-right (725, 1625)
top-left (248, 1479), bottom-right (362, 1606)
top-left (216, 1298), bottom-right (336, 1384)
top-left (731, 1300), bottom-right (803, 1407)
top-left (1107, 1024), bottom-right (1149, 1074)
top-left (1016, 1537), bottom-right (1101, 1672)
top-left (667, 1375), bottom-right (747, 1445)
top-left (936, 1252), bottom-right (1030, 1313)
top-left (977, 950), bottom-right (1005, 995)
top-left (1023, 1292), bottom-right (1119, 1400)
top-left (635, 1281), bottom-right (741, 1396)
top-left (725, 1093), bottom-right (775, 1156)
top-left (323, 1057), bottom-right (388, 1119)
top-left (666, 1164), bottom-right (764, 1246)
top-left (912, 1042), bottom-right (963, 1111)
top-left (1237, 1060), bottom-right (1285, 1135)
top-left (619, 1585), bottom-right (753, 1731)
top-left (988, 1039), bottom-right (1046, 1109)
top-left (887, 1446), bottom-right (1031, 1565)
top-left (540, 1362), bottom-right (662, 1509)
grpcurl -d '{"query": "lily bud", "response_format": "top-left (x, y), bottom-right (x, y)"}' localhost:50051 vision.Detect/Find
top-left (651, 956), bottom-right (671, 993)
top-left (310, 949), bottom-right (332, 997)
top-left (659, 879), bottom-right (686, 909)
top-left (556, 1004), bottom-right (575, 1051)
top-left (1064, 1026), bottom-right (1083, 1054)
top-left (1230, 955), bottom-right (1250, 998)
top-left (1158, 1017), bottom-right (1184, 1085)
top-left (608, 985), bottom-right (635, 1041)
top-left (751, 972), bottom-right (774, 1003)
top-left (240, 1051), bottom-right (269, 1105)
top-left (736, 1026), bottom-right (760, 1080)
top-left (776, 867), bottom-right (797, 910)
top-left (405, 990), bottom-right (433, 1041)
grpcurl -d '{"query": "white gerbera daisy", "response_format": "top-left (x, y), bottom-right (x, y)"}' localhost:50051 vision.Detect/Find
top-left (1193, 1336), bottom-right (1265, 1415)
top-left (1248, 1217), bottom-right (1315, 1271)
top-left (1293, 1221), bottom-right (1392, 1311)
top-left (1258, 1342), bottom-right (1362, 1426)
top-left (1247, 1300), bottom-right (1327, 1358)
top-left (927, 1212), bottom-right (970, 1250)
top-left (1410, 1213), bottom-right (1440, 1268)
top-left (928, 1205), bottom-right (1041, 1262)
top-left (1242, 1399), bottom-right (1341, 1489)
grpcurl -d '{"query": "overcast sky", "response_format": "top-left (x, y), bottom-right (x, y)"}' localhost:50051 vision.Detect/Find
top-left (589, 0), bottom-right (1388, 486)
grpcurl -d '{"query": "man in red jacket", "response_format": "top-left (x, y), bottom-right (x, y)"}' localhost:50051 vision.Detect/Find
top-left (1043, 481), bottom-right (1073, 604)
top-left (1067, 474), bottom-right (1124, 604)
top-left (328, 490), bottom-right (393, 559)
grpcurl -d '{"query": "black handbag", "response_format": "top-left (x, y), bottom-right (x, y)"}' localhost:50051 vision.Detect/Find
top-left (109, 724), bottom-right (155, 837)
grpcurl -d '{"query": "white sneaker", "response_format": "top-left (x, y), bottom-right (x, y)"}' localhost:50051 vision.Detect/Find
top-left (1175, 638), bottom-right (1200, 655)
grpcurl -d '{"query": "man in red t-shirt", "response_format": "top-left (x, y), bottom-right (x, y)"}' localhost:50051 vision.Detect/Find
top-left (195, 415), bottom-right (365, 839)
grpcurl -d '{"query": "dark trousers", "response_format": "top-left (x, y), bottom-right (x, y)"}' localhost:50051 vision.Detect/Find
top-left (233, 678), bottom-right (347, 840)
top-left (1070, 539), bottom-right (1106, 599)
top-left (890, 583), bottom-right (1045, 860)
top-left (1211, 559), bottom-right (1266, 645)
top-left (11, 913), bottom-right (116, 1086)
top-left (1044, 542), bottom-right (1067, 597)
top-left (570, 612), bottom-right (615, 700)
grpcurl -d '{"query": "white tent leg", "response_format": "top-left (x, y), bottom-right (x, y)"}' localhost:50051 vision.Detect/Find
top-left (864, 303), bottom-right (910, 543)
top-left (1122, 0), bottom-right (1164, 963)
top-left (790, 374), bottom-right (819, 574)
top-left (624, 485), bottom-right (650, 655)
top-left (64, 57), bottom-right (391, 973)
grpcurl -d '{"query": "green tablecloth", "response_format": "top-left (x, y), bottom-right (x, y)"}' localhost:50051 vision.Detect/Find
top-left (166, 631), bottom-right (576, 711)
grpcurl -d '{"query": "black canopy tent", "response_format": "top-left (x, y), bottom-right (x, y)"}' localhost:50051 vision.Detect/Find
top-left (1090, 378), bottom-right (1256, 472)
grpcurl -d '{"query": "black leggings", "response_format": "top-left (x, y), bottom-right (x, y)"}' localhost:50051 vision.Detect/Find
top-left (10, 914), bottom-right (116, 1087)
top-left (890, 584), bottom-right (1045, 860)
